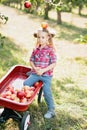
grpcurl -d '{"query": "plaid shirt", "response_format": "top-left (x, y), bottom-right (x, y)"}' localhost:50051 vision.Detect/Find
top-left (30, 45), bottom-right (57, 76)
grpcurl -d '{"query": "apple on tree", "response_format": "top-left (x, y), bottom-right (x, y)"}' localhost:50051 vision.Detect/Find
top-left (24, 1), bottom-right (31, 8)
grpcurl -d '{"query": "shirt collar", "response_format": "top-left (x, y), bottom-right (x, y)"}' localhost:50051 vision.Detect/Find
top-left (37, 45), bottom-right (49, 50)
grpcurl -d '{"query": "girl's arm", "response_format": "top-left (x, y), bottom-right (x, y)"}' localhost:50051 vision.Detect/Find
top-left (30, 61), bottom-right (36, 71)
top-left (30, 61), bottom-right (40, 73)
top-left (30, 61), bottom-right (56, 76)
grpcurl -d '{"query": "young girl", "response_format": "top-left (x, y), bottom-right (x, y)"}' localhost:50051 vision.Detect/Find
top-left (23, 22), bottom-right (57, 119)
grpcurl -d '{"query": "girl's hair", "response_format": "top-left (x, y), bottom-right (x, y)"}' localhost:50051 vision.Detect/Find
top-left (34, 28), bottom-right (55, 50)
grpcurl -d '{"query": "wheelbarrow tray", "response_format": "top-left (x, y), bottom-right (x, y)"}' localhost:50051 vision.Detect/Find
top-left (0, 65), bottom-right (43, 112)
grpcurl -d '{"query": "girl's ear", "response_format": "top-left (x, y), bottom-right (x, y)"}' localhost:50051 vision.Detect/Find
top-left (51, 33), bottom-right (55, 37)
top-left (33, 33), bottom-right (37, 38)
top-left (50, 29), bottom-right (56, 37)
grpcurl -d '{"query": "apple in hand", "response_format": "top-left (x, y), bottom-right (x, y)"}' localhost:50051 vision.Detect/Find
top-left (41, 22), bottom-right (48, 29)
top-left (24, 1), bottom-right (31, 8)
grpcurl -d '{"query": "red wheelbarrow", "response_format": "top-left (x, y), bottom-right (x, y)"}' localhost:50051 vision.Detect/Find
top-left (0, 65), bottom-right (43, 130)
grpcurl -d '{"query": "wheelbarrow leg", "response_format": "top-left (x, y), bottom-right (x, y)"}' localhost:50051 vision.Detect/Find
top-left (38, 87), bottom-right (43, 104)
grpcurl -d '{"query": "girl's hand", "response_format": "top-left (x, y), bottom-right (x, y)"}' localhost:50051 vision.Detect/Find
top-left (36, 68), bottom-right (45, 76)
top-left (34, 67), bottom-right (42, 75)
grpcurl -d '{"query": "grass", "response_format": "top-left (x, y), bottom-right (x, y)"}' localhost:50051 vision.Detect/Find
top-left (0, 7), bottom-right (87, 130)
top-left (0, 37), bottom-right (28, 78)
top-left (47, 19), bottom-right (87, 42)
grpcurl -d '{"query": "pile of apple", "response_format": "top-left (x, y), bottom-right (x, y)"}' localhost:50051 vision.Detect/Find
top-left (0, 82), bottom-right (39, 103)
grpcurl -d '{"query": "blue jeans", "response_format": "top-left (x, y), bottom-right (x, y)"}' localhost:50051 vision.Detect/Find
top-left (23, 74), bottom-right (55, 111)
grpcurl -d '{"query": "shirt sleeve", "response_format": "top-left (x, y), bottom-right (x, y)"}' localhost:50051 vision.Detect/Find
top-left (49, 49), bottom-right (57, 64)
top-left (30, 49), bottom-right (35, 62)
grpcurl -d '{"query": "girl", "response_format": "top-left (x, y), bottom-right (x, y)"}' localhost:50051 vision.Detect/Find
top-left (23, 22), bottom-right (57, 119)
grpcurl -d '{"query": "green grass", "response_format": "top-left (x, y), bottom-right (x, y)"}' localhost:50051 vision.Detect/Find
top-left (0, 37), bottom-right (28, 78)
top-left (48, 19), bottom-right (87, 42)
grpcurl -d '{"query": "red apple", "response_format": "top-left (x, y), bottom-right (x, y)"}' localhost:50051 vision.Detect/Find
top-left (9, 88), bottom-right (15, 94)
top-left (5, 91), bottom-right (12, 96)
top-left (20, 97), bottom-right (27, 103)
top-left (24, 1), bottom-right (31, 8)
top-left (6, 85), bottom-right (15, 94)
top-left (17, 91), bottom-right (26, 99)
top-left (29, 86), bottom-right (35, 91)
top-left (22, 86), bottom-right (30, 91)
top-left (26, 92), bottom-right (31, 98)
top-left (41, 22), bottom-right (48, 29)
top-left (29, 90), bottom-right (34, 95)
top-left (14, 97), bottom-right (20, 103)
top-left (5, 95), bottom-right (11, 99)
top-left (10, 94), bottom-right (16, 100)
top-left (26, 90), bottom-right (34, 98)
top-left (0, 93), bottom-right (7, 98)
top-left (34, 81), bottom-right (39, 87)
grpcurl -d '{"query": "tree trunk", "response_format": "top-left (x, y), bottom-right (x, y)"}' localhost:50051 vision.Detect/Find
top-left (44, 3), bottom-right (49, 19)
top-left (19, 2), bottom-right (22, 10)
top-left (57, 10), bottom-right (62, 24)
top-left (78, 5), bottom-right (82, 15)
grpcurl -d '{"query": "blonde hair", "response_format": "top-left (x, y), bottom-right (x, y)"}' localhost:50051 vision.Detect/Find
top-left (34, 28), bottom-right (55, 50)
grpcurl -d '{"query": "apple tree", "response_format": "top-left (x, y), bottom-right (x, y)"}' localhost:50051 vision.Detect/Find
top-left (27, 0), bottom-right (43, 14)
top-left (50, 0), bottom-right (70, 24)
top-left (71, 0), bottom-right (87, 15)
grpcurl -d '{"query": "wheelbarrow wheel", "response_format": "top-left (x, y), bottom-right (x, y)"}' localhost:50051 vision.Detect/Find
top-left (20, 111), bottom-right (30, 130)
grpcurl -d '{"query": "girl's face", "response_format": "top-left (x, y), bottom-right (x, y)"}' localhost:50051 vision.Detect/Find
top-left (37, 31), bottom-right (49, 47)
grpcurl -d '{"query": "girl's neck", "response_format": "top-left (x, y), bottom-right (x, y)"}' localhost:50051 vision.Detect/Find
top-left (39, 44), bottom-right (47, 49)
